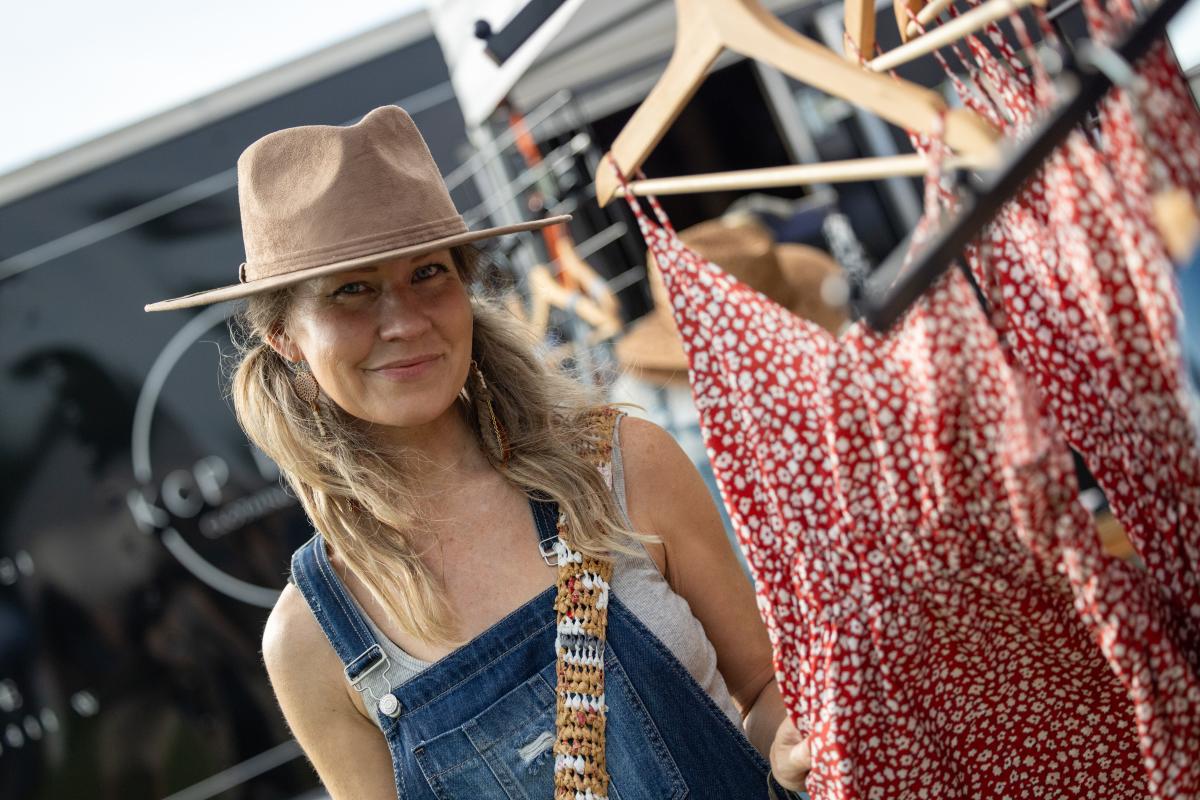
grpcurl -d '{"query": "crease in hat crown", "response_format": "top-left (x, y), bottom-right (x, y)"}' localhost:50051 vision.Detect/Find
top-left (238, 105), bottom-right (469, 281)
top-left (144, 105), bottom-right (569, 312)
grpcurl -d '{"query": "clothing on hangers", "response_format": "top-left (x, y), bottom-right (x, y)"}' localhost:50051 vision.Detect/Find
top-left (1082, 0), bottom-right (1200, 203)
top-left (855, 0), bottom-right (1198, 329)
top-left (903, 11), bottom-right (1200, 795)
top-left (593, 0), bottom-right (1002, 208)
top-left (612, 160), bottom-right (1148, 798)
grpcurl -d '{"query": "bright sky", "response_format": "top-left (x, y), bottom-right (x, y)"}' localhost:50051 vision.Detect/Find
top-left (0, 0), bottom-right (425, 177)
top-left (0, 0), bottom-right (1197, 180)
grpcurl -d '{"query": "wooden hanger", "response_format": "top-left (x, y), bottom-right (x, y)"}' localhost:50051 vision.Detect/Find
top-left (852, 0), bottom-right (1032, 56)
top-left (610, 153), bottom-right (993, 197)
top-left (552, 235), bottom-right (622, 320)
top-left (867, 0), bottom-right (1047, 72)
top-left (594, 0), bottom-right (1001, 207)
top-left (895, 0), bottom-right (955, 42)
top-left (526, 264), bottom-right (622, 342)
top-left (844, 0), bottom-right (879, 59)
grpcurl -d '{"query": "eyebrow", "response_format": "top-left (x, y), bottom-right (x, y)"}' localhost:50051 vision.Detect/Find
top-left (319, 257), bottom-right (448, 284)
top-left (340, 254), bottom-right (448, 276)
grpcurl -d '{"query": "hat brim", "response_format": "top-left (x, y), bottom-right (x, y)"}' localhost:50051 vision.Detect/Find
top-left (145, 214), bottom-right (572, 312)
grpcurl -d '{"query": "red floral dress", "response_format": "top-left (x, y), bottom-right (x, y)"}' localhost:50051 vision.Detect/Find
top-left (894, 6), bottom-right (1200, 794)
top-left (614, 164), bottom-right (1147, 797)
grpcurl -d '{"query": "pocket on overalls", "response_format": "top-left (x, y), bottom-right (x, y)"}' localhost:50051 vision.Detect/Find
top-left (414, 664), bottom-right (558, 800)
top-left (589, 650), bottom-right (688, 800)
top-left (413, 652), bottom-right (688, 800)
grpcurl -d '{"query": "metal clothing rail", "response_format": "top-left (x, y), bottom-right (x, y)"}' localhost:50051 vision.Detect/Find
top-left (1046, 0), bottom-right (1084, 21)
top-left (857, 0), bottom-right (1196, 331)
top-left (442, 90), bottom-right (575, 193)
top-left (461, 132), bottom-right (592, 226)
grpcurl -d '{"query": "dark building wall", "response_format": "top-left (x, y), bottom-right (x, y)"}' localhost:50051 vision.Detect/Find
top-left (0, 29), bottom-right (471, 800)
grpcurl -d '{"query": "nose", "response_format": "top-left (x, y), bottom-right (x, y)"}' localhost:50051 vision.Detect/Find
top-left (376, 284), bottom-right (433, 340)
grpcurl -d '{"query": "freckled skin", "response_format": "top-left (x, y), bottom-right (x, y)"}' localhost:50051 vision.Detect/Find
top-left (277, 248), bottom-right (473, 431)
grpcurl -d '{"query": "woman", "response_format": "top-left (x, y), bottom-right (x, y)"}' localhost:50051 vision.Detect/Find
top-left (145, 105), bottom-right (810, 799)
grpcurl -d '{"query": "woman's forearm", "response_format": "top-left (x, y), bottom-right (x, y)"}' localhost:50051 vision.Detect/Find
top-left (742, 676), bottom-right (788, 758)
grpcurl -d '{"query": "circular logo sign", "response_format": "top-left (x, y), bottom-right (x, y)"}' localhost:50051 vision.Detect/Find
top-left (129, 304), bottom-right (303, 608)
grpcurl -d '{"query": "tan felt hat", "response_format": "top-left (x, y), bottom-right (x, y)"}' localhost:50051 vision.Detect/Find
top-left (145, 105), bottom-right (569, 312)
top-left (616, 218), bottom-right (848, 374)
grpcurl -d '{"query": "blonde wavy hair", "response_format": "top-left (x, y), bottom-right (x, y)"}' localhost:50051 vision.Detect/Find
top-left (229, 246), bottom-right (656, 647)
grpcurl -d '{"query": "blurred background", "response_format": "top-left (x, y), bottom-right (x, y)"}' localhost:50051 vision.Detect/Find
top-left (2, 1), bottom-right (1197, 797)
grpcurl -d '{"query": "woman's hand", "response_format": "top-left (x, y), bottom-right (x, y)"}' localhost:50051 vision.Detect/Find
top-left (769, 715), bottom-right (811, 793)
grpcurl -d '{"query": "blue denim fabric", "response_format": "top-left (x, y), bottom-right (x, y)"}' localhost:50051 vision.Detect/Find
top-left (290, 496), bottom-right (771, 799)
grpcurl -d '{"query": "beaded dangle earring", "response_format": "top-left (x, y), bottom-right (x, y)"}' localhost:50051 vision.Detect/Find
top-left (291, 360), bottom-right (326, 436)
top-left (471, 359), bottom-right (511, 466)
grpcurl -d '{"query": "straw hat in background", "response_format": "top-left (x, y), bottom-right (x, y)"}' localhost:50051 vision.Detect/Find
top-left (615, 217), bottom-right (849, 382)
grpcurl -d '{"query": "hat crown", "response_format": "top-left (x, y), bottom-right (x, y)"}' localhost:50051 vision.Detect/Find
top-left (145, 105), bottom-right (570, 312)
top-left (236, 105), bottom-right (468, 281)
top-left (679, 219), bottom-right (788, 303)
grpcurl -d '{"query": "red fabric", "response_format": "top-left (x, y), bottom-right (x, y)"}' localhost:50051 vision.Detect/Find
top-left (616, 167), bottom-right (1147, 797)
top-left (611, 7), bottom-right (1200, 793)
top-left (1082, 0), bottom-right (1200, 204)
top-left (907, 10), bottom-right (1200, 794)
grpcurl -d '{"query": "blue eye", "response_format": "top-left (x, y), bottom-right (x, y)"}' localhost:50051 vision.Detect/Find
top-left (331, 281), bottom-right (370, 297)
top-left (414, 263), bottom-right (448, 281)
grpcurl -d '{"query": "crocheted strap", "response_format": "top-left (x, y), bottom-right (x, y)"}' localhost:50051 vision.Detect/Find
top-left (552, 406), bottom-right (620, 800)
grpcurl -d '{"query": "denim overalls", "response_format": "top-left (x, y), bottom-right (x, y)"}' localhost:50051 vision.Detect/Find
top-left (289, 495), bottom-right (771, 799)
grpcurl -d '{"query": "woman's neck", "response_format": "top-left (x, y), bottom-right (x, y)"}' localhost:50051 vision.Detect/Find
top-left (374, 400), bottom-right (495, 487)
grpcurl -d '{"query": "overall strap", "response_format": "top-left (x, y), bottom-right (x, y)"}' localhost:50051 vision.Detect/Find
top-left (290, 533), bottom-right (390, 693)
top-left (292, 493), bottom-right (564, 683)
top-left (531, 495), bottom-right (563, 564)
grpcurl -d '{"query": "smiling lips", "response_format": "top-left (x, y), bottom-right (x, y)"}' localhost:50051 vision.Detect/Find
top-left (368, 353), bottom-right (442, 380)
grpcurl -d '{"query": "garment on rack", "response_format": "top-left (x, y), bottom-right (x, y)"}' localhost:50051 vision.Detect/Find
top-left (1074, 0), bottom-right (1200, 435)
top-left (1081, 0), bottom-right (1200, 203)
top-left (614, 165), bottom-right (1147, 798)
top-left (919, 14), bottom-right (1200, 796)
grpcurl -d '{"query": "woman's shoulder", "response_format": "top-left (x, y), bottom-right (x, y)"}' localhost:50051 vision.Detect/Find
top-left (261, 584), bottom-right (398, 795)
top-left (262, 581), bottom-right (334, 680)
top-left (577, 402), bottom-right (664, 450)
top-left (561, 403), bottom-right (635, 470)
top-left (571, 405), bottom-right (684, 481)
top-left (612, 415), bottom-right (698, 534)
top-left (615, 414), bottom-right (740, 579)
top-left (264, 579), bottom-right (362, 705)
top-left (615, 414), bottom-right (691, 481)
top-left (262, 579), bottom-right (371, 712)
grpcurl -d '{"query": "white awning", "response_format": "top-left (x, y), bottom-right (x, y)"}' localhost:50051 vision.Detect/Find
top-left (427, 0), bottom-right (817, 128)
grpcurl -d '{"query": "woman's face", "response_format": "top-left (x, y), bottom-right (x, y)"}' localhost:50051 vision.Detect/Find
top-left (279, 248), bottom-right (473, 430)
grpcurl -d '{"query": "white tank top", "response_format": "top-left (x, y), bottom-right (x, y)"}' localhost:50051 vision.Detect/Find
top-left (344, 416), bottom-right (746, 732)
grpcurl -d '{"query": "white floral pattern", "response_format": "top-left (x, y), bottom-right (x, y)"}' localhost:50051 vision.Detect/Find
top-left (610, 6), bottom-right (1200, 794)
top-left (936, 8), bottom-right (1200, 795)
top-left (616, 165), bottom-right (1148, 796)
